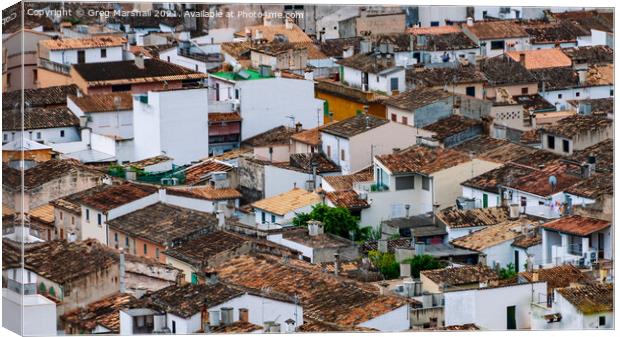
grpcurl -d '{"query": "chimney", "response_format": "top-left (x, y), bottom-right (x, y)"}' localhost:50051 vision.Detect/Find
top-left (466, 17), bottom-right (474, 27)
top-left (307, 220), bottom-right (324, 236)
top-left (220, 307), bottom-right (234, 326)
top-left (285, 17), bottom-right (294, 30)
top-left (135, 53), bottom-right (145, 69)
top-left (217, 210), bottom-right (225, 228)
top-left (254, 29), bottom-right (263, 40)
top-left (379, 282), bottom-right (389, 295)
top-left (518, 53), bottom-right (526, 66)
top-left (209, 310), bottom-right (221, 327)
top-left (119, 248), bottom-right (126, 293)
top-left (295, 122), bottom-right (302, 132)
top-left (587, 153), bottom-right (596, 172)
top-left (404, 204), bottom-right (410, 218)
top-left (239, 308), bottom-right (249, 322)
top-left (577, 69), bottom-right (587, 84)
top-left (531, 271), bottom-right (539, 282)
top-left (333, 252), bottom-right (340, 276)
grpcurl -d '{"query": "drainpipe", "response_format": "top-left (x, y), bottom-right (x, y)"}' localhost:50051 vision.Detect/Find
top-left (119, 248), bottom-right (126, 293)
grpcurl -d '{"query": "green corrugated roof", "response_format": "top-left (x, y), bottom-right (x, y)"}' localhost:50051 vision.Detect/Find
top-left (211, 69), bottom-right (272, 81)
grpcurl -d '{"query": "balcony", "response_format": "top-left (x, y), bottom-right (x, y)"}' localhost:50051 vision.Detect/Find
top-left (38, 58), bottom-right (71, 75)
top-left (7, 279), bottom-right (37, 295)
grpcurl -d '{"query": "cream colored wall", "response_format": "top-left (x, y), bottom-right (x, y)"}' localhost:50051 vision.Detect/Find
top-left (165, 255), bottom-right (195, 284)
top-left (486, 83), bottom-right (538, 100)
top-left (431, 158), bottom-right (501, 210)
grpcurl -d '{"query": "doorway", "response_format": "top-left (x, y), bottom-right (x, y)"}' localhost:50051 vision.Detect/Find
top-left (507, 306), bottom-right (516, 329)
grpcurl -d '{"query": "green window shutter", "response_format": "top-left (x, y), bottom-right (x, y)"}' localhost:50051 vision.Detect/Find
top-left (339, 65), bottom-right (344, 82)
top-left (323, 100), bottom-right (329, 116)
top-left (191, 272), bottom-right (198, 284)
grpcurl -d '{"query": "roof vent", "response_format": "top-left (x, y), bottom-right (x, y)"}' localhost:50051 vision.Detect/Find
top-left (134, 53), bottom-right (145, 69)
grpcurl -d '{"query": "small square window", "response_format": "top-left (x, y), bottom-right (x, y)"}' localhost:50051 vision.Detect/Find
top-left (271, 215), bottom-right (276, 223)
top-left (562, 139), bottom-right (570, 153)
top-left (85, 209), bottom-right (90, 221)
top-left (97, 213), bottom-right (102, 226)
top-left (599, 316), bottom-right (606, 326)
top-left (143, 244), bottom-right (148, 255)
top-left (100, 49), bottom-right (107, 58)
top-left (60, 130), bottom-right (65, 137)
top-left (558, 93), bottom-right (562, 99)
top-left (575, 92), bottom-right (580, 97)
top-left (36, 132), bottom-right (41, 139)
top-left (402, 116), bottom-right (408, 125)
top-left (391, 113), bottom-right (397, 122)
top-left (422, 176), bottom-right (430, 191)
top-left (521, 87), bottom-right (528, 95)
top-left (341, 149), bottom-right (346, 161)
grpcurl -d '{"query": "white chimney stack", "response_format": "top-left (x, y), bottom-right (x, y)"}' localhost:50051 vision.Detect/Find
top-left (467, 17), bottom-right (474, 27)
top-left (135, 53), bottom-right (145, 69)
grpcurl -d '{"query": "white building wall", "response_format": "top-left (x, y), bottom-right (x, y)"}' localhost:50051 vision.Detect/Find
top-left (119, 311), bottom-right (133, 336)
top-left (447, 226), bottom-right (486, 242)
top-left (48, 46), bottom-right (123, 64)
top-left (483, 240), bottom-right (515, 269)
top-left (320, 132), bottom-right (351, 173)
top-left (264, 165), bottom-right (323, 198)
top-left (356, 304), bottom-right (410, 331)
top-left (444, 282), bottom-right (547, 330)
top-left (166, 312), bottom-right (201, 334)
top-left (267, 233), bottom-right (316, 262)
top-left (462, 186), bottom-right (501, 209)
top-left (541, 85), bottom-right (613, 110)
top-left (417, 6), bottom-right (468, 26)
top-left (4, 126), bottom-right (80, 145)
top-left (2, 288), bottom-right (57, 337)
top-left (209, 293), bottom-right (303, 329)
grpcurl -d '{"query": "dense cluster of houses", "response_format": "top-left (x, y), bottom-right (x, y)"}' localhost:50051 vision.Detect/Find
top-left (1, 2), bottom-right (614, 335)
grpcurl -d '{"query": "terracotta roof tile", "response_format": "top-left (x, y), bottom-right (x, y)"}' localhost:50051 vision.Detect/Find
top-left (422, 115), bottom-right (482, 142)
top-left (28, 204), bottom-right (55, 224)
top-left (436, 206), bottom-right (510, 229)
top-left (183, 160), bottom-right (233, 186)
top-left (461, 163), bottom-right (536, 193)
top-left (421, 265), bottom-right (499, 287)
top-left (76, 182), bottom-right (158, 212)
top-left (163, 230), bottom-right (250, 266)
top-left (520, 264), bottom-right (593, 292)
top-left (61, 293), bottom-right (138, 333)
top-left (540, 115), bottom-right (612, 138)
top-left (569, 139), bottom-right (612, 174)
top-left (506, 49), bottom-right (572, 70)
top-left (384, 87), bottom-right (453, 111)
top-left (319, 37), bottom-right (362, 58)
top-left (480, 55), bottom-right (537, 86)
top-left (107, 203), bottom-right (219, 245)
top-left (290, 127), bottom-right (321, 146)
top-left (2, 84), bottom-right (78, 109)
top-left (284, 153), bottom-right (340, 174)
top-left (451, 218), bottom-right (537, 251)
top-left (217, 253), bottom-right (410, 326)
top-left (210, 321), bottom-right (263, 333)
top-left (322, 166), bottom-right (373, 191)
top-left (542, 215), bottom-right (610, 236)
top-left (464, 20), bottom-right (529, 39)
top-left (376, 145), bottom-right (471, 175)
top-left (321, 114), bottom-right (388, 139)
top-left (556, 283), bottom-right (613, 314)
top-left (501, 160), bottom-right (582, 197)
top-left (407, 65), bottom-right (486, 87)
top-left (2, 159), bottom-right (106, 191)
top-left (243, 125), bottom-right (300, 147)
top-left (561, 45), bottom-right (613, 65)
top-left (407, 25), bottom-right (462, 35)
top-left (251, 188), bottom-right (320, 216)
top-left (2, 106), bottom-right (79, 131)
top-left (235, 24), bottom-right (312, 43)
top-left (40, 36), bottom-right (126, 50)
top-left (69, 93), bottom-right (133, 113)
top-left (208, 112), bottom-right (241, 122)
top-left (325, 190), bottom-right (369, 209)
top-left (167, 186), bottom-right (242, 201)
top-left (337, 52), bottom-right (399, 74)
top-left (565, 173), bottom-right (613, 199)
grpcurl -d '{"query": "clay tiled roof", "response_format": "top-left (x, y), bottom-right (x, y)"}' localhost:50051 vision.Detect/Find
top-left (511, 232), bottom-right (542, 249)
top-left (376, 145), bottom-right (470, 175)
top-left (2, 106), bottom-right (80, 131)
top-left (2, 159), bottom-right (105, 191)
top-left (28, 204), bottom-right (54, 225)
top-left (461, 163), bottom-right (536, 193)
top-left (73, 58), bottom-right (207, 85)
top-left (407, 25), bottom-right (462, 35)
top-left (249, 41), bottom-right (306, 56)
top-left (510, 150), bottom-right (561, 168)
top-left (436, 206), bottom-right (510, 229)
top-left (282, 228), bottom-right (355, 249)
top-left (422, 115), bottom-right (482, 142)
top-left (252, 188), bottom-right (320, 216)
top-left (568, 98), bottom-right (613, 116)
top-left (407, 65), bottom-right (486, 87)
top-left (167, 186), bottom-right (242, 201)
top-left (210, 321), bottom-right (263, 333)
top-left (550, 10), bottom-right (613, 34)
top-left (480, 55), bottom-right (537, 86)
top-left (69, 93), bottom-right (133, 113)
top-left (464, 20), bottom-right (529, 39)
top-left (40, 36), bottom-right (126, 50)
top-left (325, 190), bottom-right (369, 209)
top-left (290, 126), bottom-right (321, 146)
top-left (556, 283), bottom-right (613, 314)
top-left (569, 139), bottom-right (613, 174)
top-left (451, 218), bottom-right (537, 252)
top-left (130, 44), bottom-right (177, 58)
top-left (561, 46), bottom-right (613, 66)
top-left (542, 215), bottom-right (610, 236)
top-left (384, 87), bottom-right (453, 111)
top-left (502, 160), bottom-right (582, 197)
top-left (243, 125), bottom-right (300, 147)
top-left (319, 37), bottom-right (362, 58)
top-left (3, 239), bottom-right (118, 284)
top-left (286, 153), bottom-right (340, 174)
top-left (163, 230), bottom-right (250, 266)
top-left (107, 203), bottom-right (219, 245)
top-left (2, 84), bottom-right (78, 109)
top-left (540, 115), bottom-right (612, 138)
top-left (586, 64), bottom-right (613, 86)
top-left (208, 112), bottom-right (241, 122)
top-left (520, 264), bottom-right (593, 292)
top-left (125, 155), bottom-right (172, 170)
top-left (361, 238), bottom-right (412, 254)
top-left (565, 173), bottom-right (613, 199)
top-left (183, 159), bottom-right (233, 186)
top-left (321, 114), bottom-right (388, 139)
top-left (132, 283), bottom-right (244, 318)
top-left (322, 166), bottom-right (373, 191)
top-left (337, 52), bottom-right (400, 74)
top-left (315, 79), bottom-right (387, 104)
top-left (421, 265), bottom-right (499, 287)
top-left (61, 293), bottom-right (138, 333)
top-left (217, 254), bottom-right (409, 327)
top-left (76, 182), bottom-right (158, 212)
top-left (506, 49), bottom-right (572, 70)
top-left (235, 24), bottom-right (313, 43)
top-left (523, 21), bottom-right (587, 44)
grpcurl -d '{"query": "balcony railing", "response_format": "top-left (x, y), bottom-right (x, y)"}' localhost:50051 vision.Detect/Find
top-left (38, 58), bottom-right (71, 75)
top-left (7, 279), bottom-right (37, 295)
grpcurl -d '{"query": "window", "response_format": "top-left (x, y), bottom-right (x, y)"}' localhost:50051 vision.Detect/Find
top-left (521, 87), bottom-right (528, 95)
top-left (235, 89), bottom-right (240, 99)
top-left (60, 130), bottom-right (65, 137)
top-left (430, 21), bottom-right (440, 27)
top-left (2, 134), bottom-right (6, 142)
top-left (143, 244), bottom-right (148, 255)
top-left (114, 233), bottom-right (118, 242)
top-left (401, 116), bottom-right (408, 125)
top-left (125, 237), bottom-right (129, 247)
top-left (599, 316), bottom-right (606, 326)
top-left (465, 86), bottom-right (476, 97)
top-left (422, 176), bottom-right (430, 191)
top-left (36, 132), bottom-right (41, 139)
top-left (71, 216), bottom-right (74, 225)
top-left (97, 213), bottom-right (102, 226)
top-left (271, 215), bottom-right (276, 223)
top-left (390, 77), bottom-right (399, 91)
top-left (490, 40), bottom-right (505, 50)
top-left (610, 89), bottom-right (614, 96)
top-left (111, 84), bottom-right (131, 92)
top-left (6, 73), bottom-right (10, 87)
top-left (327, 145), bottom-right (331, 157)
top-left (33, 69), bottom-right (37, 82)
top-left (547, 135), bottom-right (555, 149)
top-left (558, 93), bottom-right (562, 99)
top-left (261, 211), bottom-right (266, 224)
top-left (195, 64), bottom-right (199, 71)
top-left (171, 321), bottom-right (176, 334)
top-left (155, 248), bottom-right (160, 259)
top-left (167, 56), bottom-right (171, 62)
top-left (77, 50), bottom-right (85, 63)
top-left (562, 139), bottom-right (570, 153)
top-left (100, 49), bottom-right (107, 58)
top-left (85, 209), bottom-right (90, 221)
top-left (340, 149), bottom-right (346, 161)
top-left (395, 176), bottom-right (415, 190)
top-left (391, 113), bottom-right (397, 122)
top-left (59, 212), bottom-right (63, 220)
top-left (575, 92), bottom-right (580, 97)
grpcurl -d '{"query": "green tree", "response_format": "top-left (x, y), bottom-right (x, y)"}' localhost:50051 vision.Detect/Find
top-left (292, 204), bottom-right (360, 239)
top-left (368, 250), bottom-right (400, 279)
top-left (405, 254), bottom-right (443, 278)
top-left (499, 263), bottom-right (517, 279)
